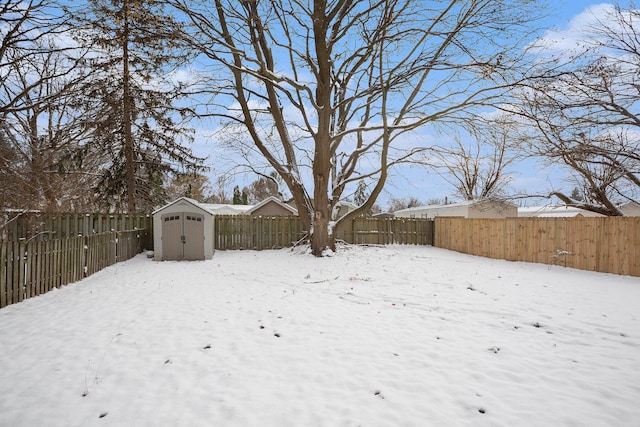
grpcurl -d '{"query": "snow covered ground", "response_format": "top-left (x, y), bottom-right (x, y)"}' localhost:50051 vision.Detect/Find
top-left (0, 245), bottom-right (639, 427)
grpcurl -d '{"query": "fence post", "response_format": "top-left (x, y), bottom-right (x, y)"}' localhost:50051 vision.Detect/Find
top-left (14, 241), bottom-right (24, 303)
top-left (0, 242), bottom-right (6, 308)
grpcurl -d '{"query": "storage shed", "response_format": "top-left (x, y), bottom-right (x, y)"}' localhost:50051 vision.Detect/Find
top-left (152, 197), bottom-right (215, 261)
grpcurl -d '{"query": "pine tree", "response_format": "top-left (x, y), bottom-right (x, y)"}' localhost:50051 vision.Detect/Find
top-left (354, 180), bottom-right (369, 207)
top-left (232, 185), bottom-right (242, 205)
top-left (71, 0), bottom-right (204, 212)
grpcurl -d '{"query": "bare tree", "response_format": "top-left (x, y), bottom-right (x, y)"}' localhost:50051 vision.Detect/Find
top-left (173, 0), bottom-right (543, 255)
top-left (0, 45), bottom-right (98, 211)
top-left (388, 197), bottom-right (422, 213)
top-left (428, 115), bottom-right (519, 201)
top-left (243, 174), bottom-right (280, 204)
top-left (0, 0), bottom-right (78, 115)
top-left (165, 172), bottom-right (214, 201)
top-left (511, 4), bottom-right (640, 215)
top-left (0, 3), bottom-right (99, 212)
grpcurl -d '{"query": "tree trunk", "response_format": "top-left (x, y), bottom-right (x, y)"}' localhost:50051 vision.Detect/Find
top-left (310, 0), bottom-right (335, 256)
top-left (122, 0), bottom-right (137, 213)
top-left (311, 166), bottom-right (334, 255)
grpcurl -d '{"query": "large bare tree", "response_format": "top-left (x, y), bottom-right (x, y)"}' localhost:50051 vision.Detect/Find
top-left (173, 0), bottom-right (541, 255)
top-left (511, 4), bottom-right (640, 215)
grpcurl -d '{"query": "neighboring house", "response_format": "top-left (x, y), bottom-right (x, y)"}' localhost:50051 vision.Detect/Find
top-left (333, 201), bottom-right (358, 219)
top-left (372, 212), bottom-right (394, 218)
top-left (247, 196), bottom-right (298, 216)
top-left (394, 199), bottom-right (518, 219)
top-left (618, 202), bottom-right (640, 217)
top-left (518, 206), bottom-right (606, 218)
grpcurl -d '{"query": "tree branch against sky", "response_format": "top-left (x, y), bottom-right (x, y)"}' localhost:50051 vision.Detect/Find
top-left (0, 0), bottom-right (99, 211)
top-left (172, 0), bottom-right (544, 255)
top-left (427, 114), bottom-right (520, 201)
top-left (509, 3), bottom-right (640, 215)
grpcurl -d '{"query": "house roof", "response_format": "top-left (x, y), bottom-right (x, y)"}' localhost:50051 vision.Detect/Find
top-left (394, 199), bottom-right (515, 215)
top-left (517, 205), bottom-right (606, 217)
top-left (246, 196), bottom-right (298, 215)
top-left (618, 201), bottom-right (640, 216)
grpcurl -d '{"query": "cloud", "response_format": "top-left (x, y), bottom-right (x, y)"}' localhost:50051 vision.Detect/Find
top-left (528, 3), bottom-right (616, 54)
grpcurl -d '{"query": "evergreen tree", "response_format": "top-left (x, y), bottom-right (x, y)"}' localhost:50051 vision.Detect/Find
top-left (354, 181), bottom-right (369, 207)
top-left (70, 0), bottom-right (204, 212)
top-left (570, 187), bottom-right (584, 202)
top-left (232, 185), bottom-right (242, 205)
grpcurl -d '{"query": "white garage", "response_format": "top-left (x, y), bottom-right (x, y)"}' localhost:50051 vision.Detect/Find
top-left (152, 197), bottom-right (215, 261)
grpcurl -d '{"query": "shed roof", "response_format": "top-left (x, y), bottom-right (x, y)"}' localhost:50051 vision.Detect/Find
top-left (152, 197), bottom-right (215, 216)
top-left (200, 204), bottom-right (253, 215)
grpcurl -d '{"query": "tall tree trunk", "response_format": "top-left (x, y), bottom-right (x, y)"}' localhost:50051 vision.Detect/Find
top-left (122, 0), bottom-right (137, 213)
top-left (311, 0), bottom-right (335, 255)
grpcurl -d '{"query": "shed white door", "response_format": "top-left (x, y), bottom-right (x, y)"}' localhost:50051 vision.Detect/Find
top-left (161, 213), bottom-right (205, 260)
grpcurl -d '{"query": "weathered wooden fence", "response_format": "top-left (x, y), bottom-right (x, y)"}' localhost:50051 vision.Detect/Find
top-left (337, 217), bottom-right (434, 245)
top-left (5, 214), bottom-right (636, 309)
top-left (215, 215), bottom-right (307, 250)
top-left (1, 212), bottom-right (152, 245)
top-left (0, 229), bottom-right (149, 309)
top-left (214, 215), bottom-right (434, 250)
top-left (435, 217), bottom-right (640, 277)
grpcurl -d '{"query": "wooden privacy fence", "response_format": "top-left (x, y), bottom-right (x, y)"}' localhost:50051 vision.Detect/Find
top-left (0, 229), bottom-right (149, 309)
top-left (435, 217), bottom-right (640, 277)
top-left (214, 215), bottom-right (434, 250)
top-left (337, 217), bottom-right (434, 245)
top-left (1, 212), bottom-right (152, 245)
top-left (215, 215), bottom-right (307, 250)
